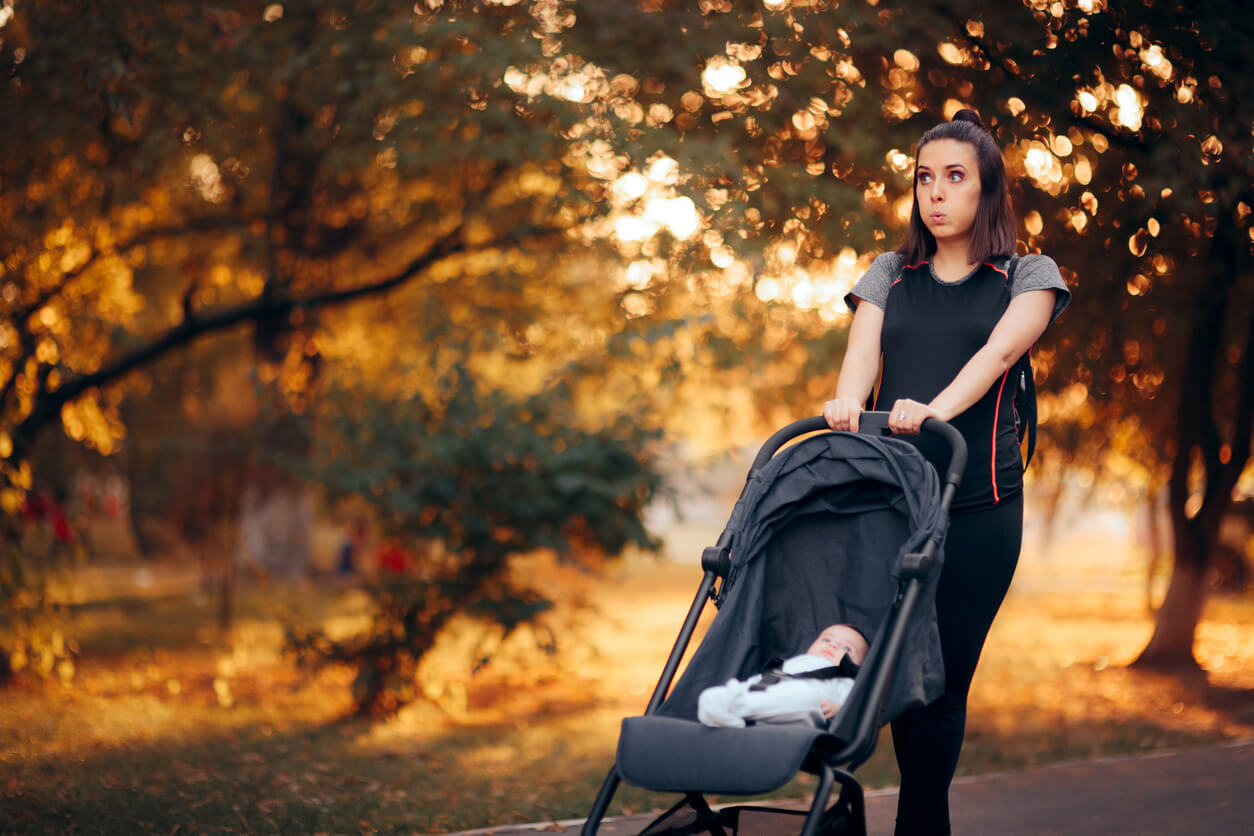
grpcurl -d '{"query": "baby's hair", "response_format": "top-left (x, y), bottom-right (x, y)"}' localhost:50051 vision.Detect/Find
top-left (822, 623), bottom-right (868, 643)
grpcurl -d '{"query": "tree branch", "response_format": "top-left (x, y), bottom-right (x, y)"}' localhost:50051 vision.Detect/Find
top-left (66, 215), bottom-right (264, 284)
top-left (0, 215), bottom-right (265, 418)
top-left (0, 332), bottom-right (32, 422)
top-left (5, 214), bottom-right (261, 324)
top-left (7, 222), bottom-right (570, 463)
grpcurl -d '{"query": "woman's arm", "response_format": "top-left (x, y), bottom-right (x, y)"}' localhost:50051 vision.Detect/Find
top-left (888, 289), bottom-right (1057, 433)
top-left (823, 301), bottom-right (884, 431)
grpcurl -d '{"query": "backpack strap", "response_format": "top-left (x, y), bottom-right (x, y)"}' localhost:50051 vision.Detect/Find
top-left (1005, 255), bottom-right (1038, 469)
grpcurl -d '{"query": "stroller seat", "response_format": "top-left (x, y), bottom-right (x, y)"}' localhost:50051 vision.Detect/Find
top-left (582, 415), bottom-right (966, 836)
top-left (617, 714), bottom-right (838, 795)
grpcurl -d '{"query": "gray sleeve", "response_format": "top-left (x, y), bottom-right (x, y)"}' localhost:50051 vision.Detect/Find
top-left (1012, 254), bottom-right (1071, 323)
top-left (845, 252), bottom-right (904, 312)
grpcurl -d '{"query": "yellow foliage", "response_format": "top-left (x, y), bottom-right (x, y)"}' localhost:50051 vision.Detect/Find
top-left (59, 395), bottom-right (125, 455)
top-left (0, 488), bottom-right (21, 514)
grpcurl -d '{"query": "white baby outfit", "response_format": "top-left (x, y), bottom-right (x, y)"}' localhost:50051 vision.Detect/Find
top-left (697, 654), bottom-right (856, 729)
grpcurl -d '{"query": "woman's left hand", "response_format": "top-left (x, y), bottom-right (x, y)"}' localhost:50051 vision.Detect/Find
top-left (888, 399), bottom-right (943, 435)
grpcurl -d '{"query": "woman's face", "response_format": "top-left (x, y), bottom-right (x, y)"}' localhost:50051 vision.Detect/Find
top-left (915, 138), bottom-right (982, 247)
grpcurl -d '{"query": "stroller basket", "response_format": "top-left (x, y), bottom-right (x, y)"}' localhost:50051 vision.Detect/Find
top-left (581, 414), bottom-right (966, 836)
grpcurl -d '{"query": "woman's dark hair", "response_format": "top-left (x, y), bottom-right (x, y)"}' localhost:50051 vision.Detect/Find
top-left (897, 109), bottom-right (1017, 267)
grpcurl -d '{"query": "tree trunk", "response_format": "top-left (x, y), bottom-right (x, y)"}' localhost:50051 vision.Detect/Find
top-left (120, 399), bottom-right (163, 560)
top-left (1132, 506), bottom-right (1208, 669)
top-left (1144, 487), bottom-right (1166, 614)
top-left (1133, 212), bottom-right (1252, 670)
top-left (217, 549), bottom-right (235, 634)
top-left (0, 524), bottom-right (13, 684)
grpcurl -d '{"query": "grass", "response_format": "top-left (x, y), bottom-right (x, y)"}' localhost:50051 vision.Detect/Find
top-left (2, 512), bottom-right (1254, 835)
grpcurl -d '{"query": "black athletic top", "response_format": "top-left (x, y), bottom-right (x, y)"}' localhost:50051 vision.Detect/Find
top-left (847, 253), bottom-right (1070, 512)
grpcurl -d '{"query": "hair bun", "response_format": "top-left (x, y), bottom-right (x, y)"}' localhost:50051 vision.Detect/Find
top-left (951, 108), bottom-right (986, 129)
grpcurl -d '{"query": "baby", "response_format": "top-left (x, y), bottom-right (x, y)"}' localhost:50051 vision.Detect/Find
top-left (697, 624), bottom-right (869, 728)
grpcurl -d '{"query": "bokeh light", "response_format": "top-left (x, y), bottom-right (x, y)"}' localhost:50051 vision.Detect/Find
top-left (701, 57), bottom-right (747, 96)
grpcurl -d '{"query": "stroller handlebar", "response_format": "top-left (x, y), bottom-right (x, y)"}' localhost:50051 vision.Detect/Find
top-left (751, 413), bottom-right (968, 490)
top-left (858, 411), bottom-right (967, 488)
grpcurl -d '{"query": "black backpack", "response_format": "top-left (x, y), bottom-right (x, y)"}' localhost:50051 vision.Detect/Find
top-left (1006, 255), bottom-right (1038, 469)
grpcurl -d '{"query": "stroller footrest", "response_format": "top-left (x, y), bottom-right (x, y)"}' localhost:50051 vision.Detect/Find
top-left (616, 715), bottom-right (831, 795)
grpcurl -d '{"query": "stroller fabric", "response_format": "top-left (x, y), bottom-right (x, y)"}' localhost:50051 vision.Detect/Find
top-left (655, 430), bottom-right (947, 741)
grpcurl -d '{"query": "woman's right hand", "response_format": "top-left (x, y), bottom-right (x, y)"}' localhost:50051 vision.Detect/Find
top-left (823, 396), bottom-right (864, 432)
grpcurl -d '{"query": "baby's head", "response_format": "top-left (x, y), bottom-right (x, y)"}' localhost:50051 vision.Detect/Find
top-left (806, 624), bottom-right (868, 666)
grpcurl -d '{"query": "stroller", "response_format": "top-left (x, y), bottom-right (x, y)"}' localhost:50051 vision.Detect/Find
top-left (581, 412), bottom-right (966, 836)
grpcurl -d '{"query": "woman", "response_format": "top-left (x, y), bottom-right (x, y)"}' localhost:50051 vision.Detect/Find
top-left (823, 110), bottom-right (1070, 834)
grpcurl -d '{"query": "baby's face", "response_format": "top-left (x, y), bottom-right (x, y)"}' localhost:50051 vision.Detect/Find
top-left (807, 625), bottom-right (868, 666)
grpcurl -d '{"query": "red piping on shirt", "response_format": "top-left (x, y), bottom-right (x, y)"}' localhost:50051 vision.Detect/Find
top-left (990, 367), bottom-right (1011, 504)
top-left (896, 260), bottom-right (927, 286)
top-left (984, 261), bottom-right (1010, 281)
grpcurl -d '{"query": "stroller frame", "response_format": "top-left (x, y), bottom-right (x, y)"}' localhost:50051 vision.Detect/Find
top-left (581, 413), bottom-right (967, 836)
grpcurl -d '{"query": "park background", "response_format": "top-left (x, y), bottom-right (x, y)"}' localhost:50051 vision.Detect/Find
top-left (1, 0), bottom-right (1252, 833)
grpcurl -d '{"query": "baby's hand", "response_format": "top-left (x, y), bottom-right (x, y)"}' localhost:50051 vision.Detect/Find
top-left (820, 700), bottom-right (839, 719)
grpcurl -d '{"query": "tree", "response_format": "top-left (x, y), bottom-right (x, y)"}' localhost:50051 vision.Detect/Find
top-left (10, 0), bottom-right (1242, 684)
top-left (0, 0), bottom-right (837, 684)
top-left (0, 0), bottom-right (652, 680)
top-left (900, 0), bottom-right (1254, 669)
top-left (0, 0), bottom-right (835, 490)
top-left (554, 0), bottom-right (1252, 669)
top-left (0, 1), bottom-right (606, 478)
top-left (285, 366), bottom-right (662, 717)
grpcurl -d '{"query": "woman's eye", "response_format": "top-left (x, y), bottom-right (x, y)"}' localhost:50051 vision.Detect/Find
top-left (949, 171), bottom-right (963, 182)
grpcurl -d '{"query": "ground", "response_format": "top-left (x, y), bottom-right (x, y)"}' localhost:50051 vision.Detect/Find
top-left (1, 497), bottom-right (1252, 834)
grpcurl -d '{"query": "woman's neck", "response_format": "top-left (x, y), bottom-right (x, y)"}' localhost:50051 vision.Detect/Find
top-left (930, 240), bottom-right (978, 282)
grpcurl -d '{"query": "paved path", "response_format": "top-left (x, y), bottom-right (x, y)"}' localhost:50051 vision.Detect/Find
top-left (455, 739), bottom-right (1254, 835)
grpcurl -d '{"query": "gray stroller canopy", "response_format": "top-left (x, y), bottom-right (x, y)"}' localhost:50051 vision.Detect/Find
top-left (658, 430), bottom-right (948, 736)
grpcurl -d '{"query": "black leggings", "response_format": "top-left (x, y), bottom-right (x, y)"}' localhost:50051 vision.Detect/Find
top-left (891, 491), bottom-right (1024, 836)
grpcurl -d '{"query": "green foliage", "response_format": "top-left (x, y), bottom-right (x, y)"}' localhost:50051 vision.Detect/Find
top-left (910, 0), bottom-right (1253, 482)
top-left (5, 0), bottom-right (1246, 678)
top-left (0, 0), bottom-right (596, 465)
top-left (539, 0), bottom-right (1254, 664)
top-left (0, 498), bottom-right (79, 684)
top-left (562, 0), bottom-right (1252, 478)
top-left (286, 366), bottom-right (663, 716)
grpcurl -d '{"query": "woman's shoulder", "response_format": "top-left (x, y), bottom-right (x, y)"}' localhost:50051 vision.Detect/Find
top-left (870, 251), bottom-right (908, 273)
top-left (1012, 253), bottom-right (1072, 320)
top-left (1012, 253), bottom-right (1066, 289)
top-left (847, 251), bottom-right (906, 310)
top-left (1015, 253), bottom-right (1060, 273)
